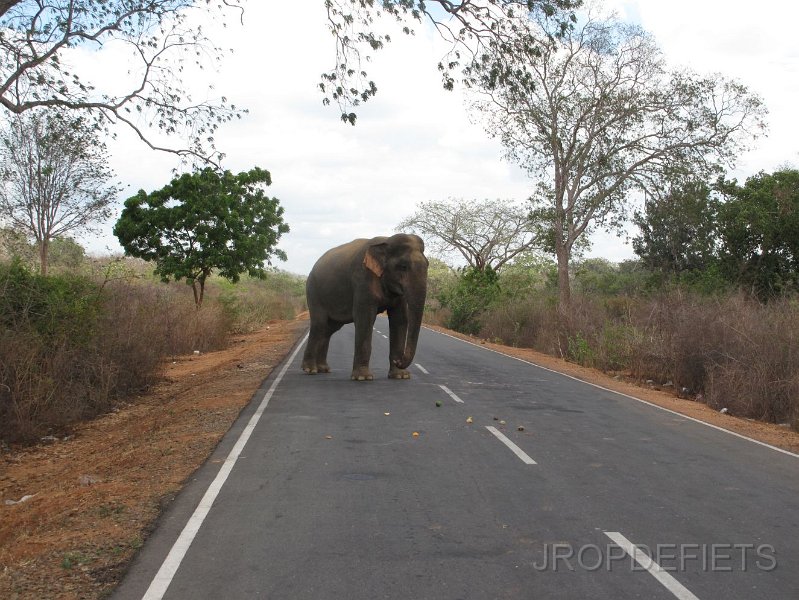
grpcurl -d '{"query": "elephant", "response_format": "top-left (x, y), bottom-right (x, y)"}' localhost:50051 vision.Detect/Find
top-left (302, 233), bottom-right (429, 381)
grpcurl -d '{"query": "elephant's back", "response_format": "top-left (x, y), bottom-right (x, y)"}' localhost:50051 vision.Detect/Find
top-left (307, 237), bottom-right (375, 300)
top-left (310, 236), bottom-right (389, 274)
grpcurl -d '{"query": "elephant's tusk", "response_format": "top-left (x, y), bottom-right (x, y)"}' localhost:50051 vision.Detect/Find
top-left (403, 299), bottom-right (410, 359)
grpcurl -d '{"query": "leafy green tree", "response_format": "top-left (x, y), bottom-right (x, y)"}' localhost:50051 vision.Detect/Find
top-left (0, 1), bottom-right (244, 163)
top-left (496, 251), bottom-right (556, 300)
top-left (114, 167), bottom-right (289, 307)
top-left (0, 111), bottom-right (120, 275)
top-left (321, 0), bottom-right (581, 123)
top-left (440, 265), bottom-right (501, 334)
top-left (716, 169), bottom-right (799, 298)
top-left (572, 258), bottom-right (653, 298)
top-left (632, 180), bottom-right (720, 277)
top-left (48, 237), bottom-right (87, 272)
top-left (470, 7), bottom-right (766, 314)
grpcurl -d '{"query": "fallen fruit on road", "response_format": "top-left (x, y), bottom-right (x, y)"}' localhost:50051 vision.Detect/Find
top-left (412, 431), bottom-right (420, 437)
top-left (466, 416), bottom-right (473, 424)
top-left (517, 426), bottom-right (525, 431)
top-left (435, 400), bottom-right (442, 407)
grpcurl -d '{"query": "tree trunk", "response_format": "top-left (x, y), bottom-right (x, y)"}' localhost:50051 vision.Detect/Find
top-left (38, 238), bottom-right (49, 276)
top-left (554, 238), bottom-right (571, 316)
top-left (192, 273), bottom-right (208, 309)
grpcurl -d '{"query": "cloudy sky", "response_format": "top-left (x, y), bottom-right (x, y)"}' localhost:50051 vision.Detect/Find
top-left (85, 1), bottom-right (799, 275)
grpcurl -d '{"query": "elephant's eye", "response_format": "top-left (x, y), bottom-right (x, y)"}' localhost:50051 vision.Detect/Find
top-left (396, 262), bottom-right (409, 272)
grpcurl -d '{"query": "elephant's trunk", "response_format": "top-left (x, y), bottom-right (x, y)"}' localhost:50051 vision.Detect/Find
top-left (394, 294), bottom-right (425, 369)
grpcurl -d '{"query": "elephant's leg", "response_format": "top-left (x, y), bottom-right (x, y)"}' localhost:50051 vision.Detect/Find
top-left (317, 320), bottom-right (344, 373)
top-left (351, 311), bottom-right (377, 381)
top-left (302, 314), bottom-right (328, 374)
top-left (387, 306), bottom-right (411, 379)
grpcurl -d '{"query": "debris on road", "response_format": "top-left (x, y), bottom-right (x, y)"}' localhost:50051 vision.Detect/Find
top-left (412, 432), bottom-right (420, 438)
top-left (466, 416), bottom-right (473, 424)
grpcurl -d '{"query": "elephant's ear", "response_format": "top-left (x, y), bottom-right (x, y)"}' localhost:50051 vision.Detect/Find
top-left (364, 243), bottom-right (387, 277)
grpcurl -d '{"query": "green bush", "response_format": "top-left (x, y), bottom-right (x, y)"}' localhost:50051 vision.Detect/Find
top-left (440, 266), bottom-right (501, 335)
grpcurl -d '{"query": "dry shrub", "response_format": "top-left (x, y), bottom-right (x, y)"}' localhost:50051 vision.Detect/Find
top-left (703, 296), bottom-right (799, 425)
top-left (0, 267), bottom-right (233, 444)
top-left (0, 331), bottom-right (116, 442)
top-left (95, 282), bottom-right (231, 394)
top-left (478, 295), bottom-right (559, 353)
top-left (625, 293), bottom-right (722, 392)
top-left (213, 273), bottom-right (306, 333)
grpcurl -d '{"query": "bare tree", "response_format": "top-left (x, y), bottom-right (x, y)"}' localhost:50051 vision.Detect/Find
top-left (396, 198), bottom-right (541, 272)
top-left (0, 1), bottom-right (245, 164)
top-left (0, 111), bottom-right (121, 275)
top-left (321, 0), bottom-right (581, 124)
top-left (470, 8), bottom-right (767, 312)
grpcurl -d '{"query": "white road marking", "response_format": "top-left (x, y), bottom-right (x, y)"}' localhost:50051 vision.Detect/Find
top-left (381, 334), bottom-right (388, 339)
top-left (415, 363), bottom-right (429, 375)
top-left (425, 326), bottom-right (799, 460)
top-left (438, 384), bottom-right (464, 403)
top-left (604, 532), bottom-right (700, 600)
top-left (141, 334), bottom-right (309, 600)
top-left (486, 426), bottom-right (537, 465)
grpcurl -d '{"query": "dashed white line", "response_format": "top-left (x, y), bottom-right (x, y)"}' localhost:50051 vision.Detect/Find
top-left (415, 363), bottom-right (429, 374)
top-left (604, 532), bottom-right (700, 600)
top-left (485, 426), bottom-right (537, 464)
top-left (438, 384), bottom-right (464, 403)
top-left (141, 334), bottom-right (309, 600)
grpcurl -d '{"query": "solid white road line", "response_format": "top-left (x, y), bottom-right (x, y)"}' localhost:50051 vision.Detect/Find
top-left (604, 532), bottom-right (700, 600)
top-left (486, 426), bottom-right (537, 465)
top-left (438, 384), bottom-right (464, 403)
top-left (415, 363), bottom-right (429, 375)
top-left (141, 333), bottom-right (309, 600)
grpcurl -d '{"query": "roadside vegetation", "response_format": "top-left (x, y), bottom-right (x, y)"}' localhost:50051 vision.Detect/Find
top-left (0, 250), bottom-right (305, 445)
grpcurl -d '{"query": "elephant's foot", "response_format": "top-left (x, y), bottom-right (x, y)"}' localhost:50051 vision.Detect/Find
top-left (302, 359), bottom-right (321, 375)
top-left (388, 365), bottom-right (411, 379)
top-left (351, 366), bottom-right (374, 381)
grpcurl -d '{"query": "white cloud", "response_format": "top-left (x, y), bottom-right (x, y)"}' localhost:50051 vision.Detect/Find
top-left (79, 1), bottom-right (798, 273)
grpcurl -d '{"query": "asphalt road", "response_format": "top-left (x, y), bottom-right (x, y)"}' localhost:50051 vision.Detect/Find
top-left (113, 316), bottom-right (799, 599)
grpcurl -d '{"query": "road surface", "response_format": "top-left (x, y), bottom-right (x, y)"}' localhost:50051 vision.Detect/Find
top-left (113, 316), bottom-right (799, 599)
